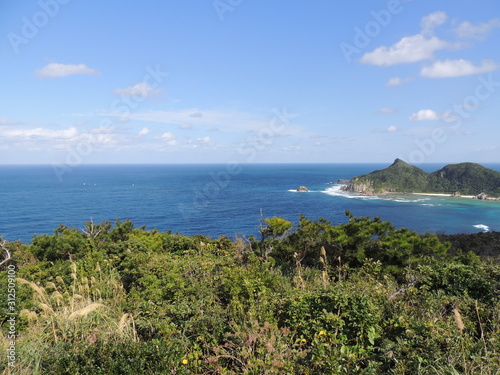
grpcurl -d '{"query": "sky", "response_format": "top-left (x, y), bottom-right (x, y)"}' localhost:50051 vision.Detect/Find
top-left (1, 0), bottom-right (500, 165)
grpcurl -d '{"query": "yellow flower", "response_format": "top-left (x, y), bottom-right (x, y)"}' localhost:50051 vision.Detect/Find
top-left (182, 359), bottom-right (188, 365)
top-left (300, 338), bottom-right (307, 343)
top-left (319, 330), bottom-right (326, 336)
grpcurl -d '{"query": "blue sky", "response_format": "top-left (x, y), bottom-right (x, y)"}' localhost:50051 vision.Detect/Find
top-left (1, 0), bottom-right (500, 164)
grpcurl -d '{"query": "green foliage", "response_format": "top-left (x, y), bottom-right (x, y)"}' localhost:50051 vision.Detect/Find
top-left (1, 216), bottom-right (499, 374)
top-left (430, 162), bottom-right (500, 196)
top-left (39, 339), bottom-right (195, 375)
top-left (348, 158), bottom-right (500, 197)
top-left (261, 217), bottom-right (293, 239)
top-left (353, 158), bottom-right (431, 193)
top-left (31, 225), bottom-right (89, 261)
top-left (265, 211), bottom-right (449, 277)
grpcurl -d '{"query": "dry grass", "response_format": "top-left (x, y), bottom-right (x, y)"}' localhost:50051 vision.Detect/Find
top-left (68, 303), bottom-right (106, 320)
top-left (6, 262), bottom-right (138, 374)
top-left (453, 307), bottom-right (465, 332)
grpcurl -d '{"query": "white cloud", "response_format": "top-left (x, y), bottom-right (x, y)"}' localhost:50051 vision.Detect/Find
top-left (454, 18), bottom-right (500, 40)
top-left (386, 76), bottom-right (413, 86)
top-left (283, 145), bottom-right (301, 152)
top-left (113, 82), bottom-right (162, 98)
top-left (196, 136), bottom-right (212, 145)
top-left (0, 126), bottom-right (79, 139)
top-left (373, 125), bottom-right (399, 133)
top-left (160, 132), bottom-right (179, 146)
top-left (179, 123), bottom-right (192, 130)
top-left (0, 125), bottom-right (118, 154)
top-left (161, 132), bottom-right (175, 141)
top-left (376, 107), bottom-right (398, 114)
top-left (96, 107), bottom-right (309, 142)
top-left (409, 109), bottom-right (440, 121)
top-left (100, 109), bottom-right (266, 133)
top-left (0, 118), bottom-right (24, 125)
top-left (420, 59), bottom-right (498, 78)
top-left (138, 127), bottom-right (150, 136)
top-left (420, 11), bottom-right (447, 36)
top-left (360, 12), bottom-right (453, 66)
top-left (35, 63), bottom-right (99, 78)
top-left (360, 34), bottom-right (451, 66)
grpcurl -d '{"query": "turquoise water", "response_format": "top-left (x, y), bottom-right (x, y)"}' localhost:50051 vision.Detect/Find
top-left (1, 164), bottom-right (499, 243)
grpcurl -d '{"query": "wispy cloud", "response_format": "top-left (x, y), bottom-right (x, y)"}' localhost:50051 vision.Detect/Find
top-left (35, 63), bottom-right (99, 78)
top-left (386, 76), bottom-right (414, 86)
top-left (0, 125), bottom-right (117, 152)
top-left (373, 125), bottom-right (399, 133)
top-left (160, 131), bottom-right (178, 146)
top-left (190, 136), bottom-right (213, 146)
top-left (361, 34), bottom-right (451, 66)
top-left (113, 82), bottom-right (162, 98)
top-left (138, 127), bottom-right (150, 136)
top-left (376, 107), bottom-right (398, 115)
top-left (454, 18), bottom-right (500, 40)
top-left (421, 59), bottom-right (498, 78)
top-left (420, 11), bottom-right (448, 36)
top-left (360, 12), bottom-right (452, 66)
top-left (0, 117), bottom-right (34, 126)
top-left (0, 126), bottom-right (79, 139)
top-left (98, 109), bottom-right (270, 133)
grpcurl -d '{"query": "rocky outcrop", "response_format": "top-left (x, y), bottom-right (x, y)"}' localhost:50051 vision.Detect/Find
top-left (474, 192), bottom-right (500, 200)
top-left (341, 180), bottom-right (377, 195)
top-left (297, 186), bottom-right (309, 192)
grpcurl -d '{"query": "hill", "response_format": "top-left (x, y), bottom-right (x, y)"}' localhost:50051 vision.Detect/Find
top-left (2, 216), bottom-right (500, 373)
top-left (342, 159), bottom-right (500, 198)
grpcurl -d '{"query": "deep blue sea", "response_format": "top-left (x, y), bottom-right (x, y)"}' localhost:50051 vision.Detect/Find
top-left (1, 164), bottom-right (500, 243)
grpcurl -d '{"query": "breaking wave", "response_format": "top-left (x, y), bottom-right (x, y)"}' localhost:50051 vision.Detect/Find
top-left (473, 224), bottom-right (490, 232)
top-left (321, 185), bottom-right (431, 203)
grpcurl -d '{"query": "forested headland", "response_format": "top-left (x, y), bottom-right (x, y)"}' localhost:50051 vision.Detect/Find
top-left (1, 213), bottom-right (500, 374)
top-left (343, 159), bottom-right (500, 198)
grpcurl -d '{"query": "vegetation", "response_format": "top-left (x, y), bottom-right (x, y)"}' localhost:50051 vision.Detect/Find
top-left (1, 213), bottom-right (500, 374)
top-left (345, 159), bottom-right (500, 197)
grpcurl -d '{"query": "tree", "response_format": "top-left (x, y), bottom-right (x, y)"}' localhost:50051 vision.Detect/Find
top-left (0, 238), bottom-right (12, 267)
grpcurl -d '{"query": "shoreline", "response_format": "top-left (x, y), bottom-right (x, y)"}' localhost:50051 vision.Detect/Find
top-left (338, 185), bottom-right (500, 201)
top-left (411, 192), bottom-right (476, 199)
top-left (409, 192), bottom-right (500, 201)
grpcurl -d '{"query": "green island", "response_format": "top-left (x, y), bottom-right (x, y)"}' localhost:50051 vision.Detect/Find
top-left (1, 214), bottom-right (500, 374)
top-left (342, 159), bottom-right (500, 199)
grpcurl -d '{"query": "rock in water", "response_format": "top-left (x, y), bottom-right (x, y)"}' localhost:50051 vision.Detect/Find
top-left (297, 186), bottom-right (309, 192)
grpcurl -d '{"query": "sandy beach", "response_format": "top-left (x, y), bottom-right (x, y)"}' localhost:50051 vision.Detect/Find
top-left (411, 192), bottom-right (476, 199)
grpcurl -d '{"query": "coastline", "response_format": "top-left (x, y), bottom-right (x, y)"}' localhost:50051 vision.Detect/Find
top-left (411, 192), bottom-right (476, 199)
top-left (411, 192), bottom-right (500, 201)
top-left (339, 185), bottom-right (500, 201)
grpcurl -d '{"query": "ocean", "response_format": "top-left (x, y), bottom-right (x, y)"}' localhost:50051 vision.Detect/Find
top-left (1, 163), bottom-right (500, 243)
